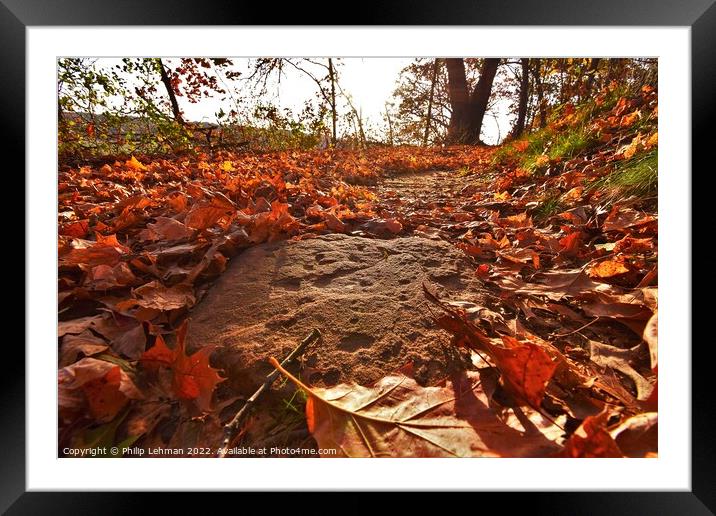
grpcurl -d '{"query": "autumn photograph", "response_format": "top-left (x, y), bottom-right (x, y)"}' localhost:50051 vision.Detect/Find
top-left (57, 57), bottom-right (658, 459)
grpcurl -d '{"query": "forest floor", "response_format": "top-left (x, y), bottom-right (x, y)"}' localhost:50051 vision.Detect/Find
top-left (58, 86), bottom-right (658, 458)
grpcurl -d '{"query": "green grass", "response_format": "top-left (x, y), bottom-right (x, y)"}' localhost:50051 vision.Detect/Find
top-left (281, 388), bottom-right (308, 416)
top-left (493, 85), bottom-right (651, 180)
top-left (588, 150), bottom-right (658, 202)
top-left (493, 119), bottom-right (595, 175)
top-left (532, 192), bottom-right (565, 221)
top-left (491, 130), bottom-right (550, 170)
top-left (547, 125), bottom-right (595, 161)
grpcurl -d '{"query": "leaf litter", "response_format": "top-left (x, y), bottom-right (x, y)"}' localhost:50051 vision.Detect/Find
top-left (58, 87), bottom-right (658, 458)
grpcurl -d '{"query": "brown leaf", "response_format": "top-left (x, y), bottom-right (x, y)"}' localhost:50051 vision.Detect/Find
top-left (589, 340), bottom-right (654, 400)
top-left (139, 217), bottom-right (194, 242)
top-left (558, 231), bottom-right (584, 257)
top-left (602, 207), bottom-right (656, 233)
top-left (324, 212), bottom-right (347, 233)
top-left (588, 258), bottom-right (633, 280)
top-left (59, 358), bottom-right (142, 422)
top-left (610, 412), bottom-right (657, 457)
top-left (643, 312), bottom-right (658, 369)
top-left (580, 302), bottom-right (652, 335)
top-left (84, 262), bottom-right (139, 290)
top-left (60, 220), bottom-right (90, 238)
top-left (499, 211), bottom-right (533, 228)
top-left (111, 322), bottom-right (147, 360)
top-left (363, 218), bottom-right (403, 236)
top-left (184, 193), bottom-right (236, 231)
top-left (128, 281), bottom-right (196, 312)
top-left (61, 234), bottom-right (130, 268)
top-left (444, 300), bottom-right (511, 335)
top-left (270, 357), bottom-right (562, 458)
top-left (125, 155), bottom-right (147, 171)
top-left (248, 201), bottom-right (299, 243)
top-left (60, 331), bottom-right (109, 367)
top-left (58, 315), bottom-right (105, 337)
top-left (515, 268), bottom-right (621, 301)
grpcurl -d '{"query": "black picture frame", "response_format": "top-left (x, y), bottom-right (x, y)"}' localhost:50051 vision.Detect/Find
top-left (6, 0), bottom-right (709, 512)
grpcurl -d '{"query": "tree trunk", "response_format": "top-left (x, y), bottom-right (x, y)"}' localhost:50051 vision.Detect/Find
top-left (464, 58), bottom-right (500, 144)
top-left (385, 103), bottom-right (394, 146)
top-left (445, 58), bottom-right (471, 143)
top-left (157, 58), bottom-right (184, 124)
top-left (584, 57), bottom-right (601, 97)
top-left (328, 58), bottom-right (337, 146)
top-left (446, 58), bottom-right (500, 145)
top-left (58, 101), bottom-right (65, 128)
top-left (512, 58), bottom-right (530, 138)
top-left (357, 107), bottom-right (366, 147)
top-left (532, 59), bottom-right (547, 128)
top-left (423, 59), bottom-right (439, 146)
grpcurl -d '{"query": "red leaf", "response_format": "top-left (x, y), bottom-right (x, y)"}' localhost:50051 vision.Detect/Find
top-left (558, 231), bottom-right (583, 257)
top-left (140, 321), bottom-right (223, 411)
top-left (59, 358), bottom-right (143, 423)
top-left (486, 336), bottom-right (557, 408)
top-left (476, 263), bottom-right (491, 278)
top-left (561, 412), bottom-right (624, 457)
top-left (60, 220), bottom-right (90, 238)
top-left (140, 334), bottom-right (174, 370)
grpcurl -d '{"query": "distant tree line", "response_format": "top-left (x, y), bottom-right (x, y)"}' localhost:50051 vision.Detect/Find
top-left (57, 57), bottom-right (657, 160)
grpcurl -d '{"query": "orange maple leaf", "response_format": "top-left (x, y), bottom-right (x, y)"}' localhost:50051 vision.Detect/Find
top-left (140, 321), bottom-right (223, 411)
top-left (486, 335), bottom-right (557, 408)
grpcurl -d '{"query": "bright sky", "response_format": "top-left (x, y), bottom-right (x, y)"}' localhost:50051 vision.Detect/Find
top-left (182, 58), bottom-right (412, 138)
top-left (100, 57), bottom-right (513, 144)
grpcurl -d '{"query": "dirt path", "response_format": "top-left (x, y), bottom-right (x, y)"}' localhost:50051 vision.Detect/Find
top-left (184, 169), bottom-right (494, 453)
top-left (371, 169), bottom-right (486, 234)
top-left (187, 170), bottom-right (489, 394)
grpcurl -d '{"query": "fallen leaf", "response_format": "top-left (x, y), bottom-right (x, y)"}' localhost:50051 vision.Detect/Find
top-left (363, 218), bottom-right (403, 235)
top-left (588, 258), bottom-right (633, 280)
top-left (111, 322), bottom-right (147, 360)
top-left (486, 336), bottom-right (558, 408)
top-left (610, 412), bottom-right (657, 457)
top-left (270, 357), bottom-right (562, 457)
top-left (140, 321), bottom-right (223, 411)
top-left (125, 155), bottom-right (148, 171)
top-left (60, 220), bottom-right (90, 238)
top-left (60, 331), bottom-right (109, 367)
top-left (558, 231), bottom-right (584, 257)
top-left (58, 315), bottom-right (106, 337)
top-left (184, 194), bottom-right (236, 231)
top-left (128, 281), bottom-right (196, 312)
top-left (589, 340), bottom-right (654, 400)
top-left (59, 358), bottom-right (142, 422)
top-left (500, 211), bottom-right (532, 228)
top-left (139, 217), bottom-right (194, 242)
top-left (85, 262), bottom-right (139, 290)
top-left (61, 234), bottom-right (130, 268)
top-left (324, 213), bottom-right (347, 233)
top-left (602, 207), bottom-right (656, 233)
top-left (643, 312), bottom-right (658, 369)
top-left (561, 411), bottom-right (623, 457)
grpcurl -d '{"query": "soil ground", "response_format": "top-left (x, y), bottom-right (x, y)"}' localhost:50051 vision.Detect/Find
top-left (187, 170), bottom-right (486, 392)
top-left (186, 169), bottom-right (493, 454)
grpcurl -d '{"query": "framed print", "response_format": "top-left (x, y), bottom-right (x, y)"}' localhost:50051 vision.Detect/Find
top-left (6, 0), bottom-right (711, 512)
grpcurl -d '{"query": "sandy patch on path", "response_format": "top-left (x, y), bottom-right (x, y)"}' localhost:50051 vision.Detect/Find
top-left (187, 233), bottom-right (484, 394)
